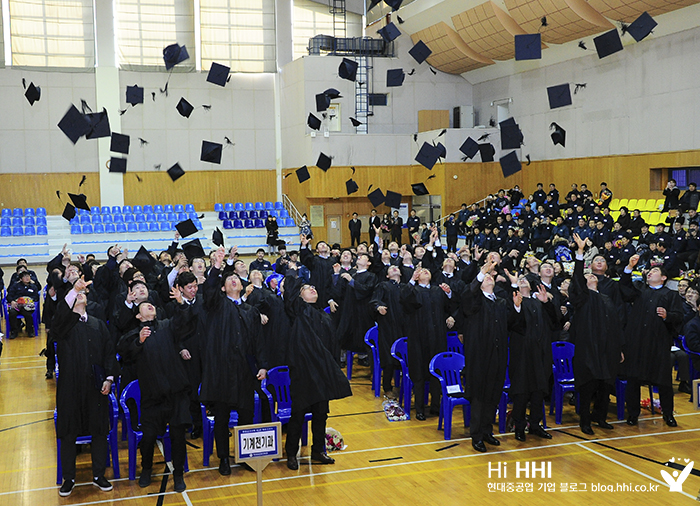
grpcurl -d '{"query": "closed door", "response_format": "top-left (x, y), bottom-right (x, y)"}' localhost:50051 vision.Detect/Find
top-left (327, 215), bottom-right (341, 245)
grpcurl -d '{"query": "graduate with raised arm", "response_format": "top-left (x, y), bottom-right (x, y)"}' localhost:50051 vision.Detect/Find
top-left (300, 234), bottom-right (336, 308)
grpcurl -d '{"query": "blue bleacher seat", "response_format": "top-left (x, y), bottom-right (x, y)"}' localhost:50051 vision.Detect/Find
top-left (250, 210), bottom-right (258, 219)
top-left (275, 201), bottom-right (284, 210)
top-left (36, 207), bottom-right (46, 216)
top-left (244, 219), bottom-right (254, 228)
top-left (25, 208), bottom-right (35, 216)
top-left (189, 212), bottom-right (197, 220)
top-left (102, 214), bottom-right (112, 223)
top-left (194, 220), bottom-right (203, 230)
top-left (156, 213), bottom-right (166, 221)
top-left (168, 212), bottom-right (178, 221)
top-left (164, 204), bottom-right (173, 213)
top-left (37, 225), bottom-right (48, 235)
top-left (259, 210), bottom-right (268, 219)
top-left (239, 211), bottom-right (249, 219)
top-left (82, 224), bottom-right (93, 234)
top-left (79, 209), bottom-right (89, 215)
top-left (105, 223), bottom-right (116, 233)
top-left (229, 211), bottom-right (238, 219)
top-left (122, 205), bottom-right (132, 214)
top-left (24, 216), bottom-right (35, 226)
top-left (245, 202), bottom-right (254, 211)
top-left (79, 215), bottom-right (91, 224)
top-left (127, 222), bottom-right (138, 233)
top-left (24, 226), bottom-right (35, 236)
top-left (286, 218), bottom-right (296, 227)
top-left (71, 224), bottom-right (81, 234)
top-left (218, 212), bottom-right (227, 220)
top-left (91, 215), bottom-right (101, 223)
top-left (154, 205), bottom-right (164, 213)
top-left (255, 202), bottom-right (264, 211)
top-left (174, 204), bottom-right (184, 213)
top-left (102, 206), bottom-right (111, 214)
top-left (148, 222), bottom-right (159, 232)
top-left (93, 223), bottom-right (105, 234)
top-left (135, 214), bottom-right (145, 222)
top-left (13, 208), bottom-right (23, 217)
top-left (1, 227), bottom-right (10, 236)
top-left (234, 219), bottom-right (243, 229)
top-left (117, 223), bottom-right (127, 233)
top-left (280, 209), bottom-right (289, 219)
top-left (254, 219), bottom-right (264, 228)
top-left (133, 205), bottom-right (143, 214)
top-left (113, 214), bottom-right (123, 223)
top-left (178, 212), bottom-right (188, 221)
top-left (138, 222), bottom-right (148, 232)
top-left (185, 204), bottom-right (195, 212)
top-left (0, 217), bottom-right (10, 226)
top-left (70, 217), bottom-right (79, 225)
top-left (125, 214), bottom-right (135, 223)
top-left (112, 206), bottom-right (121, 214)
top-left (143, 205), bottom-right (153, 214)
top-left (91, 206), bottom-right (100, 214)
top-left (12, 217), bottom-right (22, 227)
top-left (265, 202), bottom-right (274, 210)
top-left (145, 213), bottom-right (156, 222)
top-left (235, 203), bottom-right (244, 212)
top-left (36, 216), bottom-right (47, 226)
top-left (160, 221), bottom-right (172, 231)
top-left (223, 220), bottom-right (233, 229)
top-left (225, 203), bottom-right (234, 212)
top-left (1, 209), bottom-right (11, 217)
top-left (215, 203), bottom-right (224, 212)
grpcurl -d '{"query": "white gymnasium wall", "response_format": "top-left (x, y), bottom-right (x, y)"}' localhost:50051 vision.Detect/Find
top-left (470, 25), bottom-right (700, 163)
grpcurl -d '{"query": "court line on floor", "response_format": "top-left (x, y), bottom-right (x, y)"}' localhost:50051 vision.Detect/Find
top-left (46, 427), bottom-right (700, 506)
top-left (0, 409), bottom-right (53, 418)
top-left (0, 354), bottom-right (46, 360)
top-left (0, 365), bottom-right (46, 371)
top-left (578, 443), bottom-right (696, 500)
top-left (0, 358), bottom-right (44, 366)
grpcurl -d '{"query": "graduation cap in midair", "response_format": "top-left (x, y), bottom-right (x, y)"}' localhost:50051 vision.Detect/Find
top-left (212, 227), bottom-right (225, 247)
top-left (58, 104), bottom-right (90, 144)
top-left (384, 190), bottom-right (402, 209)
top-left (411, 182), bottom-right (429, 196)
top-left (499, 118), bottom-right (524, 149)
top-left (626, 12), bottom-right (657, 42)
top-left (547, 83), bottom-right (572, 109)
top-left (385, 0), bottom-right (403, 11)
top-left (368, 188), bottom-right (385, 207)
top-left (324, 88), bottom-right (342, 100)
top-left (593, 29), bottom-right (623, 59)
top-left (316, 153), bottom-right (332, 171)
top-left (307, 113), bottom-right (322, 130)
top-left (296, 165), bottom-right (310, 183)
top-left (182, 238), bottom-right (206, 260)
top-left (163, 43), bottom-right (190, 70)
top-left (415, 142), bottom-right (441, 170)
top-left (24, 82), bottom-right (41, 106)
top-left (315, 93), bottom-right (331, 112)
top-left (62, 203), bottom-right (76, 221)
top-left (201, 141), bottom-right (223, 164)
top-left (499, 151), bottom-right (521, 177)
top-left (350, 117), bottom-right (363, 127)
top-left (109, 157), bottom-right (127, 173)
top-left (132, 245), bottom-right (157, 274)
top-left (167, 163), bottom-right (186, 181)
top-left (514, 34), bottom-right (542, 61)
top-left (378, 22), bottom-right (401, 42)
top-left (459, 137), bottom-right (479, 159)
top-left (126, 85), bottom-right (144, 106)
top-left (550, 122), bottom-right (566, 147)
top-left (68, 193), bottom-right (90, 212)
top-left (175, 219), bottom-right (198, 238)
top-left (386, 69), bottom-right (405, 87)
top-left (479, 143), bottom-right (496, 162)
top-left (206, 62), bottom-right (231, 87)
top-left (345, 178), bottom-right (359, 195)
top-left (338, 58), bottom-right (358, 81)
top-left (409, 40), bottom-right (432, 64)
top-left (110, 133), bottom-right (130, 155)
top-left (84, 108), bottom-right (111, 139)
top-left (176, 98), bottom-right (194, 118)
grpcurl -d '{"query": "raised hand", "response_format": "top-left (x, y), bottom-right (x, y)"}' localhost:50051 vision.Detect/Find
top-left (245, 284), bottom-right (255, 298)
top-left (73, 277), bottom-right (92, 293)
top-left (504, 269), bottom-right (518, 286)
top-left (333, 263), bottom-right (341, 275)
top-left (536, 284), bottom-right (549, 303)
top-left (170, 286), bottom-right (183, 304)
top-left (513, 290), bottom-right (523, 308)
top-left (573, 233), bottom-right (586, 253)
top-left (628, 254), bottom-right (640, 269)
top-left (439, 283), bottom-right (452, 295)
top-left (300, 234), bottom-right (309, 247)
top-left (139, 326), bottom-right (151, 343)
top-left (446, 316), bottom-right (455, 329)
top-left (329, 300), bottom-right (338, 313)
top-left (377, 306), bottom-right (388, 315)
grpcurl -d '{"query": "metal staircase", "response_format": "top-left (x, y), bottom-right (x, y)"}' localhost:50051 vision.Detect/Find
top-left (354, 56), bottom-right (370, 134)
top-left (330, 0), bottom-right (347, 40)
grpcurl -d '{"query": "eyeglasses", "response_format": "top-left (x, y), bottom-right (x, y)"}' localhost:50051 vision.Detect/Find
top-left (301, 285), bottom-right (316, 291)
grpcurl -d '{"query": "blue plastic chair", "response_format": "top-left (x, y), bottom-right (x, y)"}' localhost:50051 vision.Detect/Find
top-left (1, 209), bottom-right (10, 217)
top-left (235, 203), bottom-right (244, 212)
top-left (36, 207), bottom-right (46, 216)
top-left (0, 227), bottom-right (10, 237)
top-left (228, 211), bottom-right (238, 220)
top-left (90, 206), bottom-right (100, 214)
top-left (154, 205), bottom-right (163, 213)
top-left (254, 219), bottom-right (265, 228)
top-left (12, 217), bottom-right (22, 227)
top-left (215, 203), bottom-right (224, 212)
top-left (275, 202), bottom-right (284, 210)
top-left (24, 226), bottom-right (35, 236)
top-left (143, 205), bottom-right (153, 214)
top-left (551, 341), bottom-right (576, 424)
top-left (1, 217), bottom-right (10, 226)
top-left (82, 224), bottom-right (93, 234)
top-left (364, 325), bottom-right (382, 397)
top-left (111, 206), bottom-right (121, 214)
top-left (245, 202), bottom-right (254, 211)
top-left (223, 220), bottom-right (233, 229)
top-left (37, 225), bottom-right (48, 235)
top-left (185, 204), bottom-right (195, 213)
top-left (35, 216), bottom-right (47, 226)
top-left (194, 220), bottom-right (203, 230)
top-left (79, 215), bottom-right (90, 224)
top-left (127, 222), bottom-right (138, 233)
top-left (259, 210), bottom-right (268, 219)
top-left (160, 221), bottom-right (172, 231)
top-left (174, 204), bottom-right (184, 213)
top-left (265, 202), bottom-right (274, 210)
top-left (239, 211), bottom-right (249, 220)
top-left (116, 223), bottom-right (127, 233)
top-left (133, 205), bottom-right (143, 214)
top-left (254, 202), bottom-right (263, 211)
top-left (54, 392), bottom-right (120, 484)
top-left (124, 214), bottom-right (134, 223)
top-left (105, 223), bottom-right (116, 234)
top-left (25, 208), bottom-right (35, 216)
top-left (167, 212), bottom-right (178, 221)
top-left (287, 218), bottom-right (296, 227)
top-left (390, 337), bottom-right (422, 419)
top-left (244, 219), bottom-right (254, 229)
top-left (12, 226), bottom-right (23, 236)
top-left (113, 214), bottom-right (123, 223)
top-left (122, 205), bottom-right (132, 214)
top-left (261, 366), bottom-right (310, 446)
top-left (120, 381), bottom-right (187, 480)
top-left (135, 213), bottom-right (145, 222)
top-left (446, 331), bottom-right (463, 355)
top-left (70, 224), bottom-right (81, 234)
top-left (218, 211), bottom-right (227, 221)
top-left (233, 220), bottom-right (243, 229)
top-left (102, 214), bottom-right (112, 223)
top-left (188, 212), bottom-right (198, 220)
top-left (91, 214), bottom-right (102, 223)
top-left (224, 203), bottom-right (234, 212)
top-left (280, 209), bottom-right (290, 219)
top-left (681, 335), bottom-right (700, 381)
top-left (24, 216), bottom-right (35, 226)
top-left (164, 204), bottom-right (174, 213)
top-left (267, 210), bottom-right (277, 218)
top-left (148, 222), bottom-right (159, 232)
top-left (178, 212), bottom-right (188, 221)
top-left (250, 210), bottom-right (259, 219)
top-left (156, 213), bottom-right (166, 221)
top-left (101, 206), bottom-right (111, 214)
top-left (138, 222), bottom-right (148, 232)
top-left (145, 213), bottom-right (156, 222)
top-left (430, 352), bottom-right (470, 440)
top-left (13, 208), bottom-right (23, 217)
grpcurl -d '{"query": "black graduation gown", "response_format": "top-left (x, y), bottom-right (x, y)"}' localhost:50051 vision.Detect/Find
top-left (400, 282), bottom-right (451, 384)
top-left (569, 259), bottom-right (623, 387)
top-left (509, 297), bottom-right (556, 395)
top-left (300, 247), bottom-right (335, 307)
top-left (433, 272), bottom-right (466, 333)
top-left (52, 300), bottom-right (118, 438)
top-left (200, 267), bottom-right (267, 407)
top-left (165, 295), bottom-right (206, 397)
top-left (283, 275), bottom-right (352, 410)
top-left (334, 269), bottom-right (378, 352)
top-left (370, 280), bottom-right (405, 369)
top-left (619, 271), bottom-right (683, 386)
top-left (245, 286), bottom-right (290, 368)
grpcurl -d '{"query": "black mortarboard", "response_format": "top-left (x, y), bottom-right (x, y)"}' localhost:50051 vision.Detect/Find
top-left (345, 178), bottom-right (359, 195)
top-left (627, 12), bottom-right (656, 42)
top-left (132, 245), bottom-right (157, 274)
top-left (109, 157), bottom-right (127, 173)
top-left (387, 68), bottom-right (405, 87)
top-left (384, 190), bottom-right (402, 209)
top-left (324, 88), bottom-right (342, 99)
top-left (459, 137), bottom-right (479, 159)
top-left (317, 153), bottom-right (332, 171)
top-left (25, 83), bottom-right (41, 105)
top-left (206, 62), bottom-right (230, 87)
top-left (338, 58), bottom-right (358, 81)
top-left (408, 40), bottom-right (432, 64)
top-left (593, 29), bottom-right (623, 59)
top-left (110, 133), bottom-right (130, 155)
top-left (500, 119), bottom-right (523, 149)
top-left (176, 97), bottom-right (194, 118)
top-left (350, 117), bottom-right (362, 127)
top-left (183, 238), bottom-right (206, 260)
top-left (479, 143), bottom-right (495, 162)
top-left (315, 93), bottom-right (331, 112)
top-left (68, 193), bottom-right (90, 211)
top-left (296, 165), bottom-right (310, 183)
top-left (175, 219), bottom-right (198, 238)
top-left (167, 163), bottom-right (186, 181)
top-left (499, 151), bottom-right (521, 177)
top-left (411, 182), bottom-right (429, 196)
top-left (126, 85), bottom-right (144, 106)
top-left (550, 122), bottom-right (566, 147)
top-left (436, 142), bottom-right (446, 159)
top-left (378, 22), bottom-right (401, 42)
top-left (415, 142), bottom-right (441, 170)
top-left (62, 203), bottom-right (76, 221)
top-left (385, 0), bottom-right (402, 11)
top-left (307, 113), bottom-right (322, 130)
top-left (212, 228), bottom-right (225, 247)
top-left (201, 140), bottom-right (223, 164)
top-left (514, 33), bottom-right (542, 61)
top-left (547, 83), bottom-right (572, 109)
top-left (84, 109), bottom-right (111, 139)
top-left (163, 43), bottom-right (189, 70)
top-left (368, 188), bottom-right (385, 207)
top-left (58, 104), bottom-right (90, 144)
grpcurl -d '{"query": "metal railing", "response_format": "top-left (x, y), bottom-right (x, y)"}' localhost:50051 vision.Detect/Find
top-left (281, 194), bottom-right (303, 228)
top-left (436, 196), bottom-right (489, 226)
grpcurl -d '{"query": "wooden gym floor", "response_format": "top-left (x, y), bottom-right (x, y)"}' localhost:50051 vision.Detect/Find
top-left (1, 328), bottom-right (699, 505)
